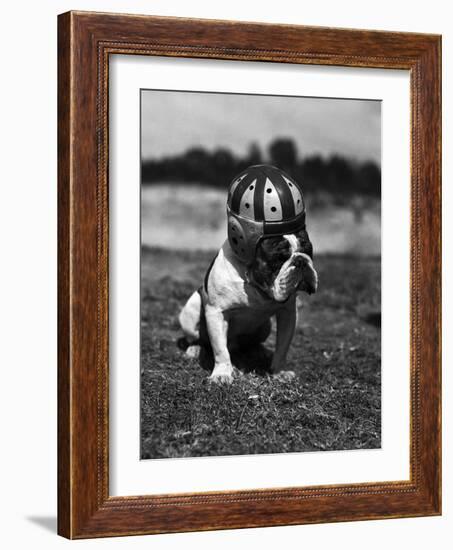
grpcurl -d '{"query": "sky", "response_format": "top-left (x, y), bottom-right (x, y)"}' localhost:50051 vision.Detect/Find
top-left (141, 89), bottom-right (381, 165)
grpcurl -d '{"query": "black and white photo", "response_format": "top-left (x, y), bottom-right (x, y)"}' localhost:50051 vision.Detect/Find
top-left (140, 89), bottom-right (381, 459)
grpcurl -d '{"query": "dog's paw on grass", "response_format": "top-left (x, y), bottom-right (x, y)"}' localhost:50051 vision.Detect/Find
top-left (272, 370), bottom-right (296, 382)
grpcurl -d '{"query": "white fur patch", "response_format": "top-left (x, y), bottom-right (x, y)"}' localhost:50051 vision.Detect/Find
top-left (283, 234), bottom-right (299, 255)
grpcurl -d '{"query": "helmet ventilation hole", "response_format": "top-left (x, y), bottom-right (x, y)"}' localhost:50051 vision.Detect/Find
top-left (271, 206), bottom-right (277, 212)
top-left (232, 237), bottom-right (238, 245)
top-left (245, 203), bottom-right (250, 208)
top-left (249, 185), bottom-right (254, 190)
top-left (266, 188), bottom-right (272, 193)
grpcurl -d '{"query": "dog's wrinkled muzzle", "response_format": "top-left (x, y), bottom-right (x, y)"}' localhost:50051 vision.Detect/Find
top-left (271, 253), bottom-right (318, 301)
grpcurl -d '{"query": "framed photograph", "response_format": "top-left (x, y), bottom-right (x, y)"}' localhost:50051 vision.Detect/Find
top-left (58, 11), bottom-right (441, 538)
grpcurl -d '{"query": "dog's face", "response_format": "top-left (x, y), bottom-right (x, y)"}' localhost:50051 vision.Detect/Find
top-left (249, 230), bottom-right (318, 302)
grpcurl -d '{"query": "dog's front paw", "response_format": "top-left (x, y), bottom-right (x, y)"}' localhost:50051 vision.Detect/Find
top-left (185, 345), bottom-right (200, 359)
top-left (209, 363), bottom-right (234, 385)
top-left (272, 370), bottom-right (296, 382)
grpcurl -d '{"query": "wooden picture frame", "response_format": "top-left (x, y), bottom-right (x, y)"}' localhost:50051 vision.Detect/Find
top-left (58, 10), bottom-right (441, 539)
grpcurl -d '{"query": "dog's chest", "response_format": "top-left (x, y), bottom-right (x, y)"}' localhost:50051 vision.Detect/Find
top-left (206, 242), bottom-right (285, 317)
top-left (229, 294), bottom-right (280, 321)
top-left (216, 277), bottom-right (283, 322)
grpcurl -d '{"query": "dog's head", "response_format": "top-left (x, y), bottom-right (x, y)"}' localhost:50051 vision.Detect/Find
top-left (248, 230), bottom-right (318, 302)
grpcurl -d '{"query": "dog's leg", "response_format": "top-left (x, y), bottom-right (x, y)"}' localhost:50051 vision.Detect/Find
top-left (178, 291), bottom-right (202, 357)
top-left (204, 305), bottom-right (234, 384)
top-left (271, 296), bottom-right (297, 380)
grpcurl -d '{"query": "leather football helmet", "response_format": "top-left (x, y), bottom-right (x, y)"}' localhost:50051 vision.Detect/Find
top-left (227, 164), bottom-right (306, 265)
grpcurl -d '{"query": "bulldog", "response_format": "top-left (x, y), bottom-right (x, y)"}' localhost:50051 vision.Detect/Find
top-left (178, 228), bottom-right (318, 384)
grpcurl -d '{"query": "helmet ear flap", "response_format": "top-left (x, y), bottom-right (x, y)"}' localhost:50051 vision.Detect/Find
top-left (227, 211), bottom-right (264, 265)
top-left (227, 215), bottom-right (249, 264)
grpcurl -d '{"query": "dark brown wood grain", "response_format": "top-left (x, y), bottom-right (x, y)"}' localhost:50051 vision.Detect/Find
top-left (57, 10), bottom-right (442, 539)
top-left (57, 11), bottom-right (71, 537)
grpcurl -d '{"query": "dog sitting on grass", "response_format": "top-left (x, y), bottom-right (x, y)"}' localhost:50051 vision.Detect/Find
top-left (178, 164), bottom-right (318, 384)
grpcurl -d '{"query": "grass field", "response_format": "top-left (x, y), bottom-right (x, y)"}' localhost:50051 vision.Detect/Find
top-left (140, 246), bottom-right (381, 459)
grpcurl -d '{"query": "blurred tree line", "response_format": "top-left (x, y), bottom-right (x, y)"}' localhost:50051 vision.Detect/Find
top-left (141, 138), bottom-right (380, 203)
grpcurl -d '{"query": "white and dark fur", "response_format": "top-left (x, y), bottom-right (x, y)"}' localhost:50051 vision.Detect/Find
top-left (179, 230), bottom-right (318, 384)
